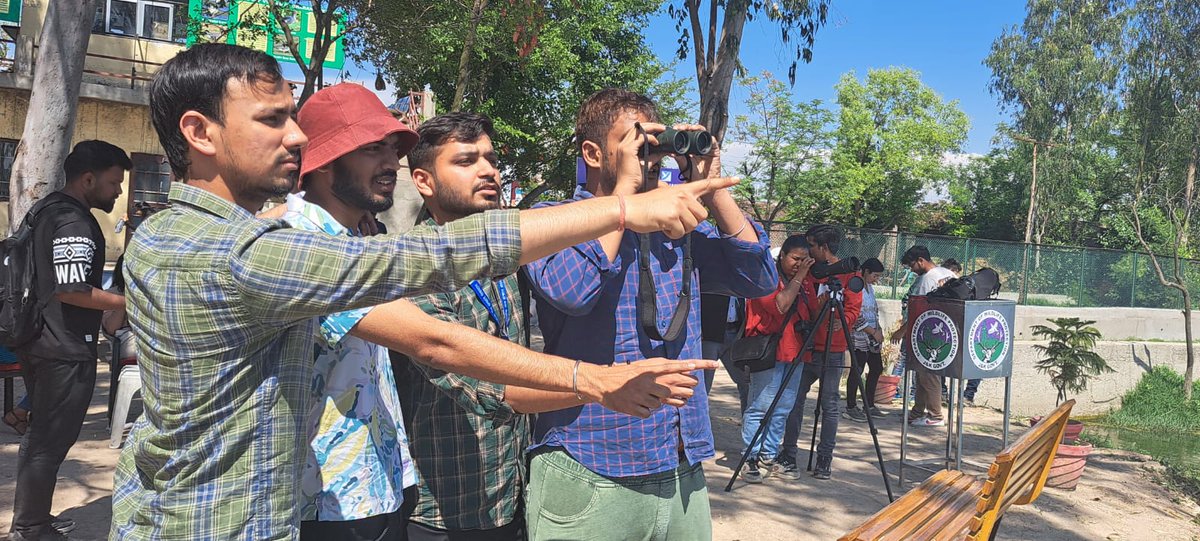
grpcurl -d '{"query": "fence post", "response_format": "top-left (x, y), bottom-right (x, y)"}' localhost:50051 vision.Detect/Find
top-left (890, 232), bottom-right (902, 299)
top-left (1131, 252), bottom-right (1138, 307)
top-left (963, 239), bottom-right (972, 272)
top-left (1077, 253), bottom-right (1086, 306)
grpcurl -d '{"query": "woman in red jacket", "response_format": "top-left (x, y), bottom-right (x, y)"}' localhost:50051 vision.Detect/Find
top-left (739, 234), bottom-right (814, 484)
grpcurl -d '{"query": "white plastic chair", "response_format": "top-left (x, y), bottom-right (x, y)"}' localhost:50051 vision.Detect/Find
top-left (109, 364), bottom-right (141, 449)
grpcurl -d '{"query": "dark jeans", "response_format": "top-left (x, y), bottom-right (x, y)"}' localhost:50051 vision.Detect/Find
top-left (846, 349), bottom-right (883, 409)
top-left (964, 379), bottom-right (981, 401)
top-left (12, 355), bottom-right (96, 538)
top-left (301, 511), bottom-right (407, 541)
top-left (780, 351), bottom-right (844, 461)
top-left (406, 516), bottom-right (525, 541)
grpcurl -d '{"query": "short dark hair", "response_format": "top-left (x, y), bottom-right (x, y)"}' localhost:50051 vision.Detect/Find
top-left (409, 112), bottom-right (497, 172)
top-left (804, 224), bottom-right (841, 254)
top-left (64, 140), bottom-right (132, 181)
top-left (901, 245), bottom-right (931, 265)
top-left (862, 257), bottom-right (885, 273)
top-left (941, 258), bottom-right (962, 273)
top-left (574, 88), bottom-right (658, 153)
top-left (150, 43), bottom-right (283, 179)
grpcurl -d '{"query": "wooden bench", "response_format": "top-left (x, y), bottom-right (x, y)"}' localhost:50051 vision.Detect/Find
top-left (841, 399), bottom-right (1075, 541)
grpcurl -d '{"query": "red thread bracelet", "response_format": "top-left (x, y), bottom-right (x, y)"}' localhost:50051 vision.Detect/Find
top-left (617, 194), bottom-right (626, 232)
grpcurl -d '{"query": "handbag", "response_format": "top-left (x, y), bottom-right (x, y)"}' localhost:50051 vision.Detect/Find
top-left (730, 295), bottom-right (800, 373)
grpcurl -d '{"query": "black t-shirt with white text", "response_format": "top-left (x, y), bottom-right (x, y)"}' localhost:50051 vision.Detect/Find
top-left (17, 191), bottom-right (107, 361)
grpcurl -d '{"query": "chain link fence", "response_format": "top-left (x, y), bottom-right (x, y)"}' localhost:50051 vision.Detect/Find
top-left (765, 222), bottom-right (1197, 309)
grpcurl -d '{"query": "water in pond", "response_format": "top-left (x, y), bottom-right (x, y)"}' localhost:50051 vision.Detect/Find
top-left (1085, 423), bottom-right (1200, 473)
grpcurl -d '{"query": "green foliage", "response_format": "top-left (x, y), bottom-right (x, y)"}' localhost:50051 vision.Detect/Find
top-left (358, 0), bottom-right (683, 202)
top-left (1031, 317), bottom-right (1114, 405)
top-left (730, 72), bottom-right (835, 228)
top-left (829, 67), bottom-right (970, 230)
top-left (1105, 366), bottom-right (1200, 433)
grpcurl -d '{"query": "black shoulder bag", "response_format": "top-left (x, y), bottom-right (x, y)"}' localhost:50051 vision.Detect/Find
top-left (728, 295), bottom-right (800, 373)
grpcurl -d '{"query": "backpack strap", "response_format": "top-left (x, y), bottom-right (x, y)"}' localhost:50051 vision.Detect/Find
top-left (517, 267), bottom-right (533, 347)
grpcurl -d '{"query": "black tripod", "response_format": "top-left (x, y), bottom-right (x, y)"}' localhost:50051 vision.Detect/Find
top-left (724, 276), bottom-right (894, 502)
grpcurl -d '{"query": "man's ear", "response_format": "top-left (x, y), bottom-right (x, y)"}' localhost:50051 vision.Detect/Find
top-left (581, 140), bottom-right (604, 169)
top-left (410, 167), bottom-right (435, 198)
top-left (180, 110), bottom-right (218, 157)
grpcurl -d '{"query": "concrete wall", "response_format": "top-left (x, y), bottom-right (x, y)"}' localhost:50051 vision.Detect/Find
top-left (967, 341), bottom-right (1188, 417)
top-left (876, 299), bottom-right (1196, 342)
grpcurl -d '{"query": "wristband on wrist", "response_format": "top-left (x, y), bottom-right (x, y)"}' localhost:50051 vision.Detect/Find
top-left (572, 359), bottom-right (585, 401)
top-left (720, 218), bottom-right (748, 239)
top-left (616, 194), bottom-right (626, 232)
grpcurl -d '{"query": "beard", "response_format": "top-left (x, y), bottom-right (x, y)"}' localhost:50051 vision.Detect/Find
top-left (331, 162), bottom-right (395, 213)
top-left (429, 172), bottom-right (500, 218)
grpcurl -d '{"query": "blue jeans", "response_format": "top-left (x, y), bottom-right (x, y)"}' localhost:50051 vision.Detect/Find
top-left (780, 351), bottom-right (844, 460)
top-left (964, 379), bottom-right (981, 401)
top-left (741, 362), bottom-right (803, 459)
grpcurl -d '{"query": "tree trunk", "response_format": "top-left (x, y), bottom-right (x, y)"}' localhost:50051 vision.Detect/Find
top-left (451, 0), bottom-right (489, 112)
top-left (8, 0), bottom-right (96, 232)
top-left (1183, 291), bottom-right (1194, 400)
top-left (697, 6), bottom-right (748, 141)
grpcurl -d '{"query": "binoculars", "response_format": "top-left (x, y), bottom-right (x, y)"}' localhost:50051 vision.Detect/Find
top-left (641, 128), bottom-right (714, 157)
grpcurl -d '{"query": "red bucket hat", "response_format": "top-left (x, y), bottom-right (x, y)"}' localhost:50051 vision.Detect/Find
top-left (297, 83), bottom-right (419, 179)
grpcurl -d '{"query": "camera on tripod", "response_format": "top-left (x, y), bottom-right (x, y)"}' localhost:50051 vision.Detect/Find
top-left (640, 128), bottom-right (713, 158)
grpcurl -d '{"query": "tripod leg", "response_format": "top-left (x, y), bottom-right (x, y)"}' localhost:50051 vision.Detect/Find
top-left (807, 313), bottom-right (839, 472)
top-left (724, 299), bottom-right (833, 492)
top-left (834, 301), bottom-right (894, 501)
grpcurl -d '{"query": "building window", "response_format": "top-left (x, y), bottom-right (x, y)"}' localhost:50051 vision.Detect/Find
top-left (131, 153), bottom-right (172, 205)
top-left (94, 0), bottom-right (188, 43)
top-left (0, 139), bottom-right (16, 201)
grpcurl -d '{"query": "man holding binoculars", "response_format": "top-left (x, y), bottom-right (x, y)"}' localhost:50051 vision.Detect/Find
top-left (522, 88), bottom-right (777, 540)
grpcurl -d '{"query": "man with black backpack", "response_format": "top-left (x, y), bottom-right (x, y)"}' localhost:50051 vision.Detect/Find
top-left (8, 140), bottom-right (129, 541)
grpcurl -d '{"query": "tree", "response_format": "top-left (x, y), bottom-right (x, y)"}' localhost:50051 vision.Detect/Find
top-left (360, 0), bottom-right (691, 204)
top-left (1123, 0), bottom-right (1200, 399)
top-left (829, 67), bottom-right (969, 230)
top-left (665, 0), bottom-right (831, 140)
top-left (8, 0), bottom-right (97, 231)
top-left (191, 1), bottom-right (367, 106)
top-left (1032, 317), bottom-right (1113, 406)
top-left (729, 72), bottom-right (834, 229)
top-left (986, 0), bottom-right (1125, 248)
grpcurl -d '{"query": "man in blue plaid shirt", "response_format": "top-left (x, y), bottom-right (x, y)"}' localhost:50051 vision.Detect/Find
top-left (523, 88), bottom-right (778, 540)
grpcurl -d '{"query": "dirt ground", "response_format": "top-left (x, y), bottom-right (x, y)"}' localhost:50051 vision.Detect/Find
top-left (1, 364), bottom-right (1198, 540)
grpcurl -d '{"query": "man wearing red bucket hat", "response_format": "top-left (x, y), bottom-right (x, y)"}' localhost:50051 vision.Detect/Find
top-left (112, 43), bottom-right (741, 541)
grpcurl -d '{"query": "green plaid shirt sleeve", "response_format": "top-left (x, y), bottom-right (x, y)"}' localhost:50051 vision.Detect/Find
top-left (236, 210), bottom-right (522, 326)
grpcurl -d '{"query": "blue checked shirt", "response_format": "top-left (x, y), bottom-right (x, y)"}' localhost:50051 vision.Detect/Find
top-left (524, 190), bottom-right (777, 477)
top-left (110, 183), bottom-right (522, 541)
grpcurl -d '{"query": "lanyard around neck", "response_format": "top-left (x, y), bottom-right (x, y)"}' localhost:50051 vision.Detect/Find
top-left (469, 279), bottom-right (511, 339)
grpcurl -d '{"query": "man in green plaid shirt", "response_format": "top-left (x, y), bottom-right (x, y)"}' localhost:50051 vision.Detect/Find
top-left (110, 44), bottom-right (733, 541)
top-left (396, 113), bottom-right (591, 540)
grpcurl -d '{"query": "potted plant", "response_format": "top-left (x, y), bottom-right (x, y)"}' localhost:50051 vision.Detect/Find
top-left (873, 324), bottom-right (903, 405)
top-left (1030, 317), bottom-right (1114, 490)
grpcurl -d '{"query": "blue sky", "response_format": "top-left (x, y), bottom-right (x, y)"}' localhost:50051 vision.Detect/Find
top-left (297, 1), bottom-right (1028, 156)
top-left (644, 1), bottom-right (1029, 155)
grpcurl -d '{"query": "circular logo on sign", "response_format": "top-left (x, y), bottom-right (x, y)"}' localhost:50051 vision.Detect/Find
top-left (910, 310), bottom-right (958, 370)
top-left (968, 310), bottom-right (1010, 371)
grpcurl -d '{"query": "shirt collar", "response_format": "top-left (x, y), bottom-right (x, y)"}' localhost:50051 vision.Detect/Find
top-left (284, 192), bottom-right (354, 237)
top-left (168, 182), bottom-right (255, 221)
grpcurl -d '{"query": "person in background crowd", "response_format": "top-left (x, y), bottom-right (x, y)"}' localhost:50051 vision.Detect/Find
top-left (889, 246), bottom-right (956, 427)
top-left (700, 293), bottom-right (748, 408)
top-left (844, 258), bottom-right (887, 423)
top-left (941, 258), bottom-right (962, 275)
top-left (523, 88), bottom-right (776, 540)
top-left (938, 258), bottom-right (980, 406)
top-left (739, 234), bottom-right (814, 483)
top-left (10, 140), bottom-right (129, 541)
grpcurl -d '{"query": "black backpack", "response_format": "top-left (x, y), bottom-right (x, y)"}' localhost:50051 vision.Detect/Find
top-left (928, 267), bottom-right (1002, 301)
top-left (0, 199), bottom-right (63, 348)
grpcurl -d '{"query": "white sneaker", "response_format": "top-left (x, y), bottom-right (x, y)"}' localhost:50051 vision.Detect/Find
top-left (912, 416), bottom-right (946, 427)
top-left (907, 414), bottom-right (926, 425)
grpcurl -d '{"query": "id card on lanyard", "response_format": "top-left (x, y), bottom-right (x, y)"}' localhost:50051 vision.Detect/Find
top-left (469, 279), bottom-right (511, 339)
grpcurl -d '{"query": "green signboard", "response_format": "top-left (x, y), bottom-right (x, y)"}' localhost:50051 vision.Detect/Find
top-left (0, 0), bottom-right (21, 26)
top-left (187, 1), bottom-right (345, 69)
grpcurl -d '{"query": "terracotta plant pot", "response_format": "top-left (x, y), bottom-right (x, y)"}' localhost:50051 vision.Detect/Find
top-left (874, 374), bottom-right (901, 405)
top-left (1046, 441), bottom-right (1093, 490)
top-left (1029, 417), bottom-right (1085, 444)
